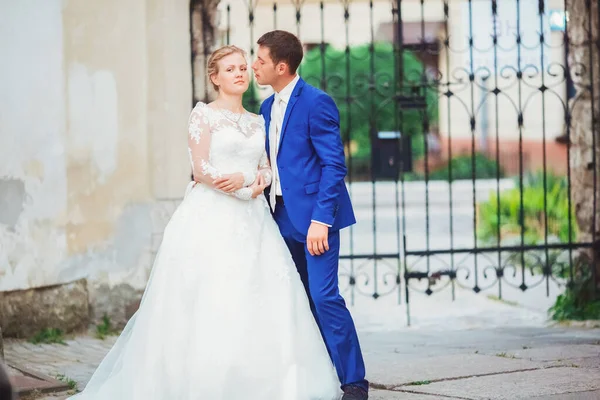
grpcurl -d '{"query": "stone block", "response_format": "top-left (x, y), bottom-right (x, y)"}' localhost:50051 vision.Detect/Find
top-left (0, 279), bottom-right (89, 338)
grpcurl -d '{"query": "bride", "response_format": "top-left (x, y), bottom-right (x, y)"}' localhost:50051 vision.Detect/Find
top-left (69, 45), bottom-right (341, 400)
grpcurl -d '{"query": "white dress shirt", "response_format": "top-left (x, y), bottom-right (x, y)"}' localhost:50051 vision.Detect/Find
top-left (269, 74), bottom-right (300, 196)
top-left (269, 75), bottom-right (331, 228)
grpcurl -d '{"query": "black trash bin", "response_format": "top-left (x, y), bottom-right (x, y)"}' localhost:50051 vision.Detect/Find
top-left (372, 131), bottom-right (412, 181)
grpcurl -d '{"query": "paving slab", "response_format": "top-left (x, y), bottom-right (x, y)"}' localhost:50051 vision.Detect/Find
top-left (3, 336), bottom-right (116, 389)
top-left (412, 367), bottom-right (600, 400)
top-left (360, 328), bottom-right (600, 364)
top-left (566, 357), bottom-right (600, 369)
top-left (370, 389), bottom-right (452, 399)
top-left (487, 344), bottom-right (600, 363)
top-left (7, 363), bottom-right (69, 396)
top-left (367, 353), bottom-right (543, 388)
top-left (530, 390), bottom-right (600, 399)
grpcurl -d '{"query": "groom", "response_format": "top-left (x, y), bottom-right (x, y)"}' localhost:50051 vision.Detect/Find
top-left (252, 30), bottom-right (368, 400)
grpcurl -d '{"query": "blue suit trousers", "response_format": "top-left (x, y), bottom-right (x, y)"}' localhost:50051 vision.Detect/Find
top-left (273, 202), bottom-right (368, 391)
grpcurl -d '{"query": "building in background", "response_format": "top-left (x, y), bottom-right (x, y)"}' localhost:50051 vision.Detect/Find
top-left (221, 0), bottom-right (570, 175)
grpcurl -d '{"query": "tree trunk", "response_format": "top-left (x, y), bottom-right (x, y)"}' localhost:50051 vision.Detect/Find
top-left (567, 0), bottom-right (600, 287)
top-left (190, 0), bottom-right (221, 105)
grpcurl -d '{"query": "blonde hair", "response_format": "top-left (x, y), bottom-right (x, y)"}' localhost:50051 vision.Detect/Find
top-left (207, 45), bottom-right (247, 91)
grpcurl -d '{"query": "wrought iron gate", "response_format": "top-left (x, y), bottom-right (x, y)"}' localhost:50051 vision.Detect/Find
top-left (208, 0), bottom-right (599, 324)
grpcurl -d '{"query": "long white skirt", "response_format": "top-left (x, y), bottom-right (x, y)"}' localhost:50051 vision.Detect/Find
top-left (69, 183), bottom-right (341, 400)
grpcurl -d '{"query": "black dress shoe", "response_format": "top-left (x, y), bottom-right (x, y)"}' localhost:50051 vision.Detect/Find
top-left (341, 385), bottom-right (368, 400)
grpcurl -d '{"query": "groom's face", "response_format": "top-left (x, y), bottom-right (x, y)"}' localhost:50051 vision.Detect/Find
top-left (252, 45), bottom-right (279, 87)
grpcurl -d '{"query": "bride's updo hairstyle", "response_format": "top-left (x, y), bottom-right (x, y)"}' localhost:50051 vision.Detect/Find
top-left (207, 45), bottom-right (247, 91)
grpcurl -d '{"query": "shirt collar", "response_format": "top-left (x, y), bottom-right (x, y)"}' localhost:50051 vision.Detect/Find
top-left (276, 74), bottom-right (300, 104)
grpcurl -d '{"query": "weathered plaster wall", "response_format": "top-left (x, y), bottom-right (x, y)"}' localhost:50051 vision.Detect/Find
top-left (0, 0), bottom-right (69, 291)
top-left (0, 0), bottom-right (192, 326)
top-left (146, 0), bottom-right (194, 200)
top-left (60, 0), bottom-right (155, 314)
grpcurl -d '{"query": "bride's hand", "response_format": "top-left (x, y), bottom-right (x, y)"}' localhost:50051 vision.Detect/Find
top-left (214, 173), bottom-right (245, 193)
top-left (251, 174), bottom-right (267, 198)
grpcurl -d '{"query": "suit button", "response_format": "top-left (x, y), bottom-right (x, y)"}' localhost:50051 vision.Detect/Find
top-left (280, 166), bottom-right (284, 170)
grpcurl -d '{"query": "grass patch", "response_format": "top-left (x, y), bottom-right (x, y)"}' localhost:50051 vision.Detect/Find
top-left (495, 352), bottom-right (516, 359)
top-left (95, 314), bottom-right (119, 340)
top-left (29, 328), bottom-right (67, 345)
top-left (56, 374), bottom-right (78, 391)
top-left (486, 295), bottom-right (520, 307)
top-left (407, 380), bottom-right (432, 386)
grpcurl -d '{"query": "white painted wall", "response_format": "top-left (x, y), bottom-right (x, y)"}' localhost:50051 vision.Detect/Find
top-left (0, 0), bottom-right (193, 317)
top-left (0, 0), bottom-right (68, 291)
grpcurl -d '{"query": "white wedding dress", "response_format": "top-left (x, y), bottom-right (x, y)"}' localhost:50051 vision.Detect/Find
top-left (69, 102), bottom-right (341, 400)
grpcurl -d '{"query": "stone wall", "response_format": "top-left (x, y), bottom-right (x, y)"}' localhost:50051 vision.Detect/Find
top-left (0, 279), bottom-right (89, 338)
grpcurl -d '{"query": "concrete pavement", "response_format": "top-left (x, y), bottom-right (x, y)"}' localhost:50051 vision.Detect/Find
top-left (6, 326), bottom-right (600, 399)
top-left (5, 288), bottom-right (600, 400)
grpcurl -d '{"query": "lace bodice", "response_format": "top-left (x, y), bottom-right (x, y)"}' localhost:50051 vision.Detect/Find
top-left (187, 102), bottom-right (272, 200)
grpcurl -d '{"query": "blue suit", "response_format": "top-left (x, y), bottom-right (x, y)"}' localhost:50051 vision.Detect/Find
top-left (260, 78), bottom-right (368, 392)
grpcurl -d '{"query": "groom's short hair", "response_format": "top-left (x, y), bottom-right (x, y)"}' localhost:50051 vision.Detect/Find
top-left (257, 30), bottom-right (303, 74)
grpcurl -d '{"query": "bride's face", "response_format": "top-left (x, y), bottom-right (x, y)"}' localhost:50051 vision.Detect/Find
top-left (212, 53), bottom-right (250, 95)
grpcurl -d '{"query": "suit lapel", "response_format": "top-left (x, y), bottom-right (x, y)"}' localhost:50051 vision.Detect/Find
top-left (278, 78), bottom-right (305, 151)
top-left (263, 95), bottom-right (274, 156)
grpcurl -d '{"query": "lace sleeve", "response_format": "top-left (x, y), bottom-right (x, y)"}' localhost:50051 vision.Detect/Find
top-left (187, 105), bottom-right (253, 200)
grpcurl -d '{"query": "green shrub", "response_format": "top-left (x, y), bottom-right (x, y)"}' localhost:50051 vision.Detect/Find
top-left (432, 152), bottom-right (502, 181)
top-left (402, 152), bottom-right (503, 181)
top-left (242, 84), bottom-right (261, 114)
top-left (549, 280), bottom-right (600, 321)
top-left (477, 171), bottom-right (577, 245)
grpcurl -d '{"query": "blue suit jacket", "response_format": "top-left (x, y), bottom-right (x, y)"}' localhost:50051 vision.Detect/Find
top-left (260, 78), bottom-right (356, 235)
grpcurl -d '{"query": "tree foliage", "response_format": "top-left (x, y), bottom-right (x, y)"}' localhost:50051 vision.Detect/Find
top-left (300, 43), bottom-right (438, 162)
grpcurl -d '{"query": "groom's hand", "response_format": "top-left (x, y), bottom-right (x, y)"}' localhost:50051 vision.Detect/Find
top-left (250, 174), bottom-right (267, 198)
top-left (307, 222), bottom-right (329, 256)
